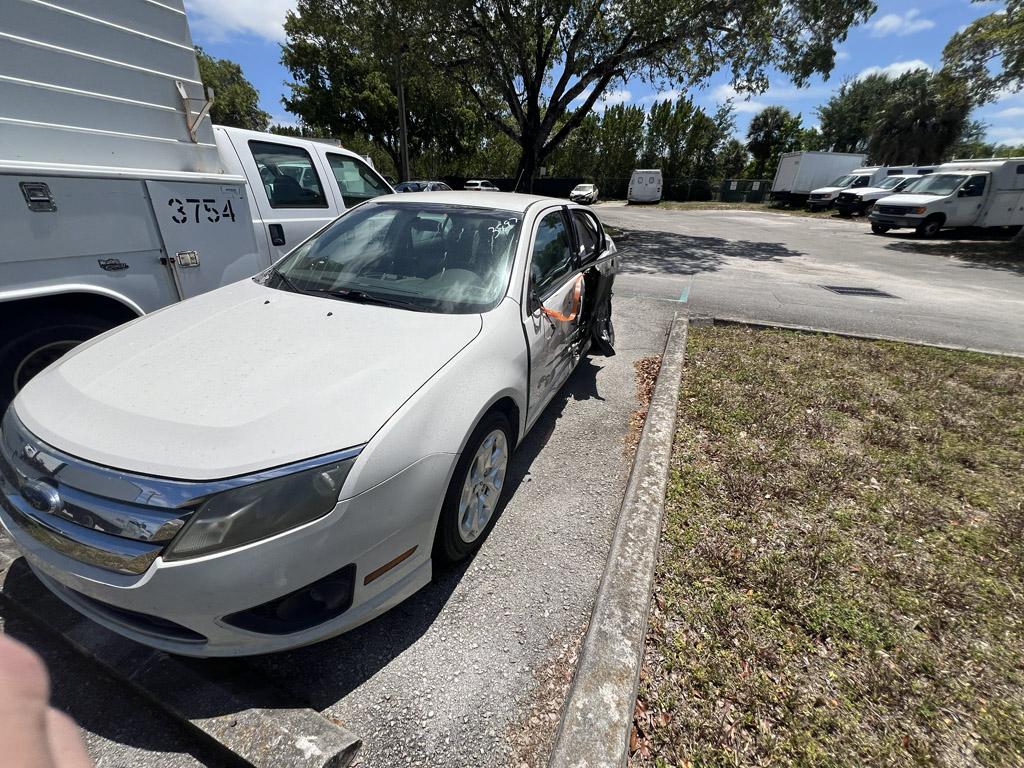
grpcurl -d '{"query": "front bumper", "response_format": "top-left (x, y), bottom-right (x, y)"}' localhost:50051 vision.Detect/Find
top-left (868, 212), bottom-right (925, 229)
top-left (0, 452), bottom-right (452, 656)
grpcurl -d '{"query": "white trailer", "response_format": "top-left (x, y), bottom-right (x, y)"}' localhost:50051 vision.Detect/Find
top-left (0, 1), bottom-right (256, 406)
top-left (627, 169), bottom-right (663, 203)
top-left (770, 151), bottom-right (867, 205)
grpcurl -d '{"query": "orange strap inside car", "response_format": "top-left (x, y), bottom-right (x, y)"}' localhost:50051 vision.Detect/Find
top-left (541, 274), bottom-right (584, 322)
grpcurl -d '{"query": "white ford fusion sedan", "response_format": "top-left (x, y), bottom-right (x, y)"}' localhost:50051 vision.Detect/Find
top-left (0, 192), bottom-right (617, 656)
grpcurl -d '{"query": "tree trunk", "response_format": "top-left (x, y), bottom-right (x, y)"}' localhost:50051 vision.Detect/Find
top-left (515, 135), bottom-right (542, 193)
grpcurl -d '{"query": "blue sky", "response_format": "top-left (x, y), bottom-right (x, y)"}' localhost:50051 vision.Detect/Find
top-left (186, 0), bottom-right (1023, 146)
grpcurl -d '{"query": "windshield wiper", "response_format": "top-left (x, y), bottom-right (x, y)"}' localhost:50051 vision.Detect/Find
top-left (268, 267), bottom-right (309, 295)
top-left (313, 287), bottom-right (427, 311)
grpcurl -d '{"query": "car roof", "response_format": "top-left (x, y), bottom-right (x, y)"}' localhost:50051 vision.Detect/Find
top-left (375, 190), bottom-right (561, 213)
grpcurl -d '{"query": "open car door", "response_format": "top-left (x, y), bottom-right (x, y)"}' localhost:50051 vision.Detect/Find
top-left (571, 209), bottom-right (616, 356)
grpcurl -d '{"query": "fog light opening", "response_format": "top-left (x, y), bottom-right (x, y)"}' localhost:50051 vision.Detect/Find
top-left (222, 563), bottom-right (356, 635)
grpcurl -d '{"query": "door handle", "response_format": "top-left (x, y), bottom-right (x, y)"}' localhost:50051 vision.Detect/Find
top-left (268, 224), bottom-right (286, 246)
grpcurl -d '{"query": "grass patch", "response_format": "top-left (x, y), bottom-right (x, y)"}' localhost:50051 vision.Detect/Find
top-left (634, 326), bottom-right (1024, 768)
top-left (651, 201), bottom-right (851, 221)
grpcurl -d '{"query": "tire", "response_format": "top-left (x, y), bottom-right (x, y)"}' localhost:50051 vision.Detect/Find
top-left (434, 411), bottom-right (513, 563)
top-left (0, 312), bottom-right (115, 408)
top-left (838, 210), bottom-right (852, 218)
top-left (916, 218), bottom-right (942, 238)
top-left (871, 223), bottom-right (891, 235)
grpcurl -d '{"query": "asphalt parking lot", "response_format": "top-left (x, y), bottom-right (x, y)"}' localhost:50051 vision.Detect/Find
top-left (0, 295), bottom-right (677, 768)
top-left (597, 203), bottom-right (1024, 356)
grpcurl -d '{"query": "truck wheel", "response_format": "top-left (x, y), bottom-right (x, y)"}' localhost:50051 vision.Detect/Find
top-left (871, 223), bottom-right (891, 235)
top-left (838, 210), bottom-right (852, 218)
top-left (0, 312), bottom-right (115, 407)
top-left (915, 218), bottom-right (942, 238)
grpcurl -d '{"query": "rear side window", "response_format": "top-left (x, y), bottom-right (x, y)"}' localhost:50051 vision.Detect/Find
top-left (327, 154), bottom-right (391, 208)
top-left (531, 211), bottom-right (573, 296)
top-left (572, 210), bottom-right (601, 263)
top-left (249, 141), bottom-right (328, 209)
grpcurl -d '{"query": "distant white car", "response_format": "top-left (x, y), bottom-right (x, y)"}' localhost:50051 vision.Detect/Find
top-left (570, 183), bottom-right (599, 204)
top-left (0, 192), bottom-right (618, 657)
top-left (464, 179), bottom-right (500, 191)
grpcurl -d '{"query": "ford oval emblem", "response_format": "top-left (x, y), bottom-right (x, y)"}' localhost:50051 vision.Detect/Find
top-left (22, 480), bottom-right (63, 516)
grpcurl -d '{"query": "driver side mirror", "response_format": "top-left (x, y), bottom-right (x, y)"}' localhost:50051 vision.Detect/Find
top-left (957, 188), bottom-right (967, 197)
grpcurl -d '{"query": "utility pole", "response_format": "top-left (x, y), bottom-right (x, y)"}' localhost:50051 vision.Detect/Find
top-left (395, 44), bottom-right (410, 182)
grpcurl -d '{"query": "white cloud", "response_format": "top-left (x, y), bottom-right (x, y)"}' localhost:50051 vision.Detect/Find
top-left (995, 106), bottom-right (1024, 118)
top-left (185, 0), bottom-right (296, 42)
top-left (835, 50), bottom-right (851, 61)
top-left (857, 59), bottom-right (932, 79)
top-left (987, 126), bottom-right (1024, 144)
top-left (869, 9), bottom-right (935, 37)
top-left (599, 89), bottom-right (632, 107)
top-left (639, 88), bottom-right (680, 104)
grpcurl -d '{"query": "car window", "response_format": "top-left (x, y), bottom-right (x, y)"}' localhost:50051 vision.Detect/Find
top-left (326, 154), bottom-right (391, 208)
top-left (572, 210), bottom-right (601, 263)
top-left (249, 141), bottom-right (328, 209)
top-left (530, 210), bottom-right (574, 297)
top-left (961, 176), bottom-right (987, 197)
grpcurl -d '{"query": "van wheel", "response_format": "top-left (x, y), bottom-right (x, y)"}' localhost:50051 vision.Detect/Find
top-left (871, 223), bottom-right (891, 235)
top-left (916, 218), bottom-right (943, 238)
top-left (434, 412), bottom-right (512, 563)
top-left (838, 210), bottom-right (852, 218)
top-left (0, 312), bottom-right (114, 408)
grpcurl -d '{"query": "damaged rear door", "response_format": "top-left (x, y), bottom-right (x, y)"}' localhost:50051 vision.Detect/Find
top-left (571, 209), bottom-right (616, 356)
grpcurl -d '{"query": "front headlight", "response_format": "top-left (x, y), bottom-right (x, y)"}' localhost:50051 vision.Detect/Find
top-left (911, 206), bottom-right (927, 215)
top-left (164, 459), bottom-right (354, 560)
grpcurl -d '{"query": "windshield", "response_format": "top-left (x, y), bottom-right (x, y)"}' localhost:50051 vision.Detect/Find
top-left (904, 173), bottom-right (969, 196)
top-left (574, 184), bottom-right (594, 192)
top-left (828, 174), bottom-right (857, 187)
top-left (265, 202), bottom-right (522, 314)
top-left (879, 176), bottom-right (910, 189)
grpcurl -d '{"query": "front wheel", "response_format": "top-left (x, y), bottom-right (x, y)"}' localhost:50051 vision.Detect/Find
top-left (434, 412), bottom-right (512, 563)
top-left (0, 312), bottom-right (115, 408)
top-left (916, 218), bottom-right (942, 238)
top-left (871, 223), bottom-right (891, 235)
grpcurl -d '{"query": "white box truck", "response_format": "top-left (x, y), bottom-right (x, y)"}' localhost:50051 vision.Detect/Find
top-left (868, 158), bottom-right (1024, 236)
top-left (770, 151), bottom-right (867, 206)
top-left (0, 0), bottom-right (393, 406)
top-left (806, 165), bottom-right (934, 211)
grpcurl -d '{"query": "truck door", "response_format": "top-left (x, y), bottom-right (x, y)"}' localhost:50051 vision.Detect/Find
top-left (322, 152), bottom-right (392, 209)
top-left (146, 180), bottom-right (263, 299)
top-left (234, 137), bottom-right (340, 260)
top-left (948, 175), bottom-right (987, 227)
top-left (523, 208), bottom-right (585, 424)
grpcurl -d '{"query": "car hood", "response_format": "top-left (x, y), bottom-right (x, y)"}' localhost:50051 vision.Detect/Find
top-left (875, 193), bottom-right (937, 206)
top-left (811, 186), bottom-right (845, 195)
top-left (845, 186), bottom-right (891, 196)
top-left (14, 279), bottom-right (482, 480)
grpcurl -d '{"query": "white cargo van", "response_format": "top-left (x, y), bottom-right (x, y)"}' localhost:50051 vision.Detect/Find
top-left (0, 1), bottom-right (393, 405)
top-left (628, 169), bottom-right (663, 203)
top-left (834, 172), bottom-right (934, 217)
top-left (770, 152), bottom-right (867, 206)
top-left (868, 159), bottom-right (1024, 236)
top-left (806, 165), bottom-right (928, 211)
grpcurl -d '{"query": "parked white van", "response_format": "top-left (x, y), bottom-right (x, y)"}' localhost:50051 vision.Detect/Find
top-left (628, 169), bottom-right (663, 203)
top-left (834, 171), bottom-right (934, 217)
top-left (868, 158), bottom-right (1024, 236)
top-left (215, 127), bottom-right (392, 264)
top-left (807, 166), bottom-right (929, 211)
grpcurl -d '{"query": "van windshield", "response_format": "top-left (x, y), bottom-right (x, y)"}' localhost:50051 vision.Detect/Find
top-left (906, 174), bottom-right (969, 196)
top-left (879, 176), bottom-right (911, 189)
top-left (263, 202), bottom-right (522, 314)
top-left (829, 174), bottom-right (858, 187)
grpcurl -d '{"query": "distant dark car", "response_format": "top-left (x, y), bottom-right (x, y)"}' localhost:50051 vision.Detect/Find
top-left (395, 180), bottom-right (453, 193)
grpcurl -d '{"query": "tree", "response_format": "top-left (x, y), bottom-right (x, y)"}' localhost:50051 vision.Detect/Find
top-left (867, 71), bottom-right (972, 164)
top-left (817, 74), bottom-right (901, 153)
top-left (943, 0), bottom-right (1023, 104)
top-left (716, 139), bottom-right (748, 178)
top-left (746, 106), bottom-right (803, 177)
top-left (281, 0), bottom-right (482, 178)
top-left (596, 104), bottom-right (647, 182)
top-left (194, 47), bottom-right (270, 131)
top-left (413, 0), bottom-right (875, 189)
top-left (799, 127), bottom-right (827, 151)
top-left (547, 112), bottom-right (601, 178)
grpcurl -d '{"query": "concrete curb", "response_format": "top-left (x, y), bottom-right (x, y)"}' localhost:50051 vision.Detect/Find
top-left (548, 315), bottom-right (688, 768)
top-left (0, 540), bottom-right (361, 768)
